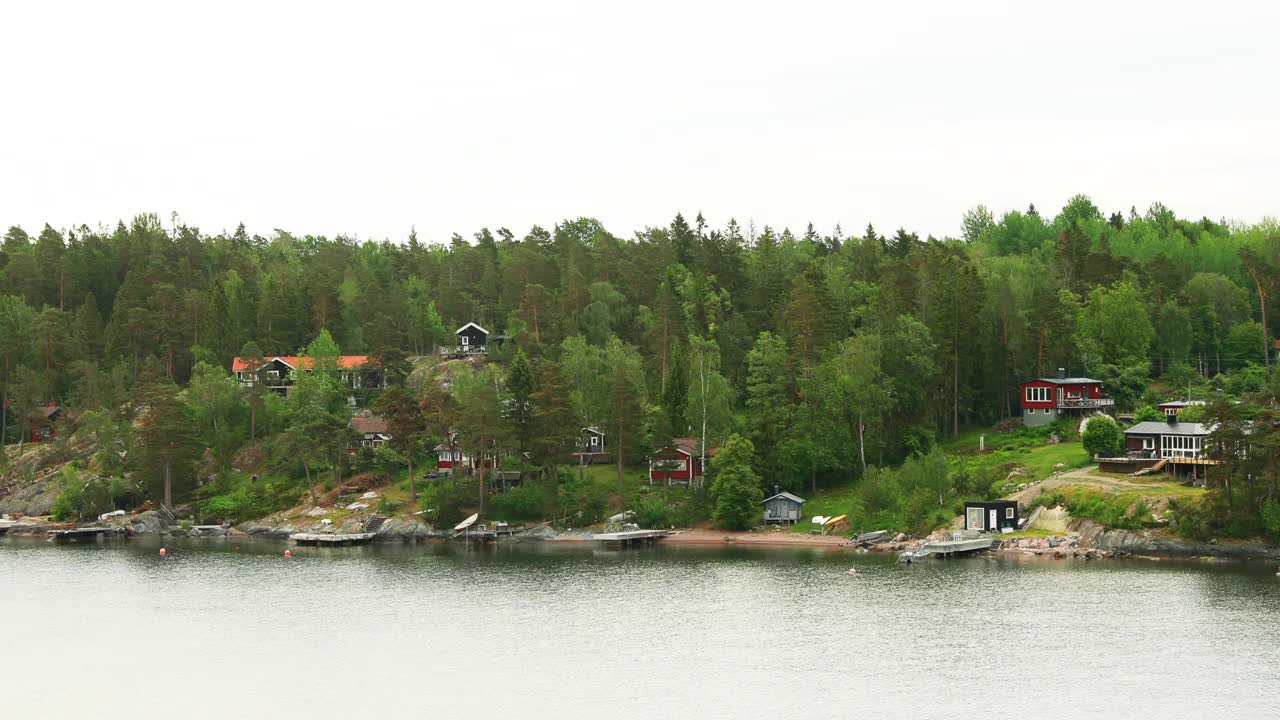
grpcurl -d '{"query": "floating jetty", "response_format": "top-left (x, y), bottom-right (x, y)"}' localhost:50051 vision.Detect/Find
top-left (921, 536), bottom-right (994, 557)
top-left (49, 526), bottom-right (115, 542)
top-left (289, 532), bottom-right (377, 546)
top-left (592, 529), bottom-right (669, 548)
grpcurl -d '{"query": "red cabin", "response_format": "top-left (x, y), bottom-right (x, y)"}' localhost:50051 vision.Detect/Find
top-left (650, 438), bottom-right (718, 486)
top-left (1156, 400), bottom-right (1205, 418)
top-left (1020, 369), bottom-right (1113, 427)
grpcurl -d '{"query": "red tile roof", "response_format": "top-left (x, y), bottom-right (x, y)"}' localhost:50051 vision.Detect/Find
top-left (349, 416), bottom-right (389, 435)
top-left (232, 355), bottom-right (373, 372)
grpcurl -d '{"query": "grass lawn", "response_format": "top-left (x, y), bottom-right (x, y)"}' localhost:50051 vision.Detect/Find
top-left (1059, 481), bottom-right (1206, 499)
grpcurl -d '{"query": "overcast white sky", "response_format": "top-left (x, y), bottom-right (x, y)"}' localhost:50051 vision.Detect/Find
top-left (1, 0), bottom-right (1277, 243)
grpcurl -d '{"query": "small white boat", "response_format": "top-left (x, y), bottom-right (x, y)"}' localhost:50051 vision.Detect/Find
top-left (454, 513), bottom-right (479, 532)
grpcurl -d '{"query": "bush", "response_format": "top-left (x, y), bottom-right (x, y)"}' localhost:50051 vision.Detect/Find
top-left (487, 483), bottom-right (545, 521)
top-left (634, 496), bottom-right (674, 529)
top-left (202, 495), bottom-right (238, 520)
top-left (373, 446), bottom-right (406, 475)
top-left (1133, 405), bottom-right (1163, 423)
top-left (1081, 416), bottom-right (1124, 458)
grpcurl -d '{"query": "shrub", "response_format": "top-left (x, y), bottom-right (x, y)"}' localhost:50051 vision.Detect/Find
top-left (634, 496), bottom-right (673, 529)
top-left (373, 446), bottom-right (406, 475)
top-left (487, 483), bottom-right (544, 521)
top-left (1081, 416), bottom-right (1124, 458)
top-left (1133, 405), bottom-right (1164, 423)
top-left (202, 495), bottom-right (238, 520)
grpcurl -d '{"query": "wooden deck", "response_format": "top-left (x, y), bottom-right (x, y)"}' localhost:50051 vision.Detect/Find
top-left (290, 532), bottom-right (377, 546)
top-left (49, 526), bottom-right (115, 542)
top-left (922, 537), bottom-right (994, 556)
top-left (592, 529), bottom-right (669, 548)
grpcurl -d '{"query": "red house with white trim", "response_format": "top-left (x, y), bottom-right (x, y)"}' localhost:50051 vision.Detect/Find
top-left (649, 438), bottom-right (718, 486)
top-left (1020, 369), bottom-right (1113, 427)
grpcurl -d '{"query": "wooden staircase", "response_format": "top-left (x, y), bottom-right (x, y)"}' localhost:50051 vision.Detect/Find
top-left (1130, 459), bottom-right (1168, 477)
top-left (362, 515), bottom-right (387, 534)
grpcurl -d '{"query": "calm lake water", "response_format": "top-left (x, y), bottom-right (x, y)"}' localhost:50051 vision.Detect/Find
top-left (3, 537), bottom-right (1278, 719)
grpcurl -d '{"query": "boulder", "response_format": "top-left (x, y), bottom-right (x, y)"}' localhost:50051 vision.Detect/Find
top-left (126, 510), bottom-right (167, 535)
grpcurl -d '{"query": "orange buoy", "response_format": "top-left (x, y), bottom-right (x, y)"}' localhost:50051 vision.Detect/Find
top-left (159, 547), bottom-right (167, 557)
top-left (284, 549), bottom-right (292, 558)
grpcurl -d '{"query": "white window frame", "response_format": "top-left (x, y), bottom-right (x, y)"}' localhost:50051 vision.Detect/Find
top-left (1025, 386), bottom-right (1050, 403)
top-left (1005, 508), bottom-right (1015, 519)
top-left (590, 435), bottom-right (598, 447)
top-left (1142, 437), bottom-right (1154, 450)
top-left (461, 336), bottom-right (469, 346)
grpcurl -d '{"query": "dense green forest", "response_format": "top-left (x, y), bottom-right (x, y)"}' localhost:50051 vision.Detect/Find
top-left (3, 196), bottom-right (1280, 538)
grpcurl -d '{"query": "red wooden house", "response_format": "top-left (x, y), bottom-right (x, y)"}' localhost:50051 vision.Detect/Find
top-left (433, 431), bottom-right (495, 475)
top-left (1157, 400), bottom-right (1205, 418)
top-left (1020, 369), bottom-right (1113, 427)
top-left (649, 438), bottom-right (718, 486)
top-left (3, 401), bottom-right (62, 443)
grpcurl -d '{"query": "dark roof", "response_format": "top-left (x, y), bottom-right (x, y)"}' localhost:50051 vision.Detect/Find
top-left (763, 491), bottom-right (805, 504)
top-left (1029, 377), bottom-right (1101, 385)
top-left (1125, 421), bottom-right (1211, 436)
top-left (582, 426), bottom-right (604, 436)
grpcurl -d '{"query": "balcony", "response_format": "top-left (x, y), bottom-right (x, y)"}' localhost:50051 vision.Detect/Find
top-left (1056, 397), bottom-right (1114, 409)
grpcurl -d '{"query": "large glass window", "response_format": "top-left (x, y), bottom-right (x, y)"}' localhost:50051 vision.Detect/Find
top-left (1025, 386), bottom-right (1050, 403)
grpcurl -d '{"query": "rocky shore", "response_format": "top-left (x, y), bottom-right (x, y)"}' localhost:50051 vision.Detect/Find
top-left (5, 509), bottom-right (1279, 562)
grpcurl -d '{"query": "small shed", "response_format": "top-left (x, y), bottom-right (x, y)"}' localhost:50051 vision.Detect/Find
top-left (455, 322), bottom-right (489, 353)
top-left (763, 490), bottom-right (806, 525)
top-left (964, 501), bottom-right (1019, 533)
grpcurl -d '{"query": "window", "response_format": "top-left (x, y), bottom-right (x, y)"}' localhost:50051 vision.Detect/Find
top-left (1025, 386), bottom-right (1050, 403)
top-left (1142, 437), bottom-right (1154, 450)
top-left (1005, 508), bottom-right (1015, 519)
top-left (461, 336), bottom-right (469, 346)
top-left (590, 435), bottom-right (598, 447)
top-left (1165, 408), bottom-right (1178, 416)
top-left (1044, 409), bottom-right (1052, 415)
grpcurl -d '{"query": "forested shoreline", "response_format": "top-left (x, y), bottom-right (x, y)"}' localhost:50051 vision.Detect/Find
top-left (3, 196), bottom-right (1280, 539)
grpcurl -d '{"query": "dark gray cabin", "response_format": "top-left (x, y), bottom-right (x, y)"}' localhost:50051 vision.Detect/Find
top-left (763, 490), bottom-right (806, 524)
top-left (455, 322), bottom-right (489, 353)
top-left (964, 501), bottom-right (1018, 532)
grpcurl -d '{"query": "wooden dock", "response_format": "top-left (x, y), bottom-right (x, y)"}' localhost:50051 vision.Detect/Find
top-left (49, 526), bottom-right (115, 542)
top-left (592, 529), bottom-right (669, 548)
top-left (922, 537), bottom-right (994, 557)
top-left (289, 532), bottom-right (377, 546)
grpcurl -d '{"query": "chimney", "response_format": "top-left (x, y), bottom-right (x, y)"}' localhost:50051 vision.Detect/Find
top-left (773, 484), bottom-right (780, 496)
top-left (1166, 413), bottom-right (1177, 424)
top-left (1057, 367), bottom-right (1067, 379)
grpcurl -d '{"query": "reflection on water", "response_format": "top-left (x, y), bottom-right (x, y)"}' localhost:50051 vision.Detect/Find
top-left (3, 537), bottom-right (1278, 719)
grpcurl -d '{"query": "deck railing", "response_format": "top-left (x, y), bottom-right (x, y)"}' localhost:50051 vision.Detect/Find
top-left (1056, 397), bottom-right (1115, 409)
top-left (439, 345), bottom-right (488, 356)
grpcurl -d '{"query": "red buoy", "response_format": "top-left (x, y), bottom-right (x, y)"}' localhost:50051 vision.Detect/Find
top-left (159, 547), bottom-right (167, 557)
top-left (284, 549), bottom-right (292, 558)
top-left (847, 568), bottom-right (857, 575)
